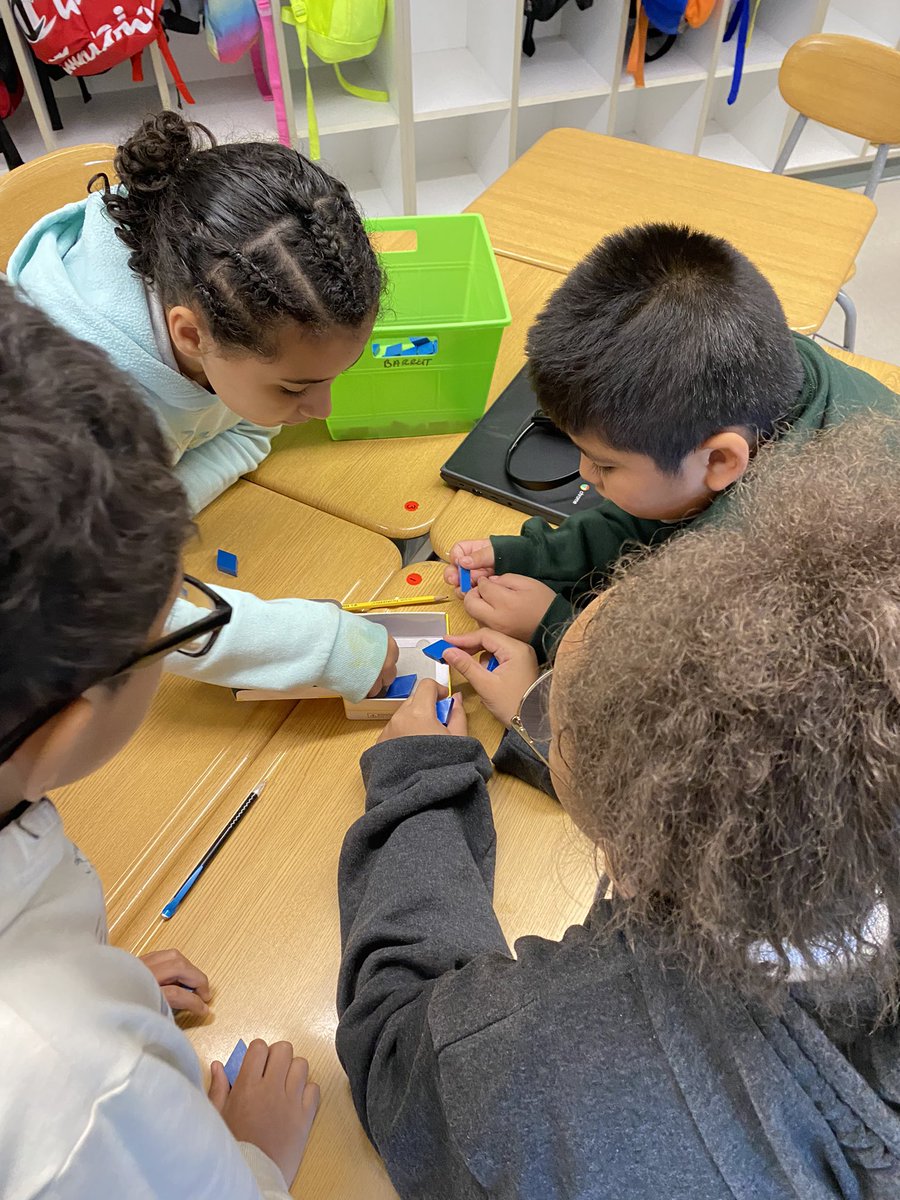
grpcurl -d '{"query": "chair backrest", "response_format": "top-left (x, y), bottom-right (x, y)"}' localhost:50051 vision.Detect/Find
top-left (778, 34), bottom-right (900, 146)
top-left (0, 143), bottom-right (117, 273)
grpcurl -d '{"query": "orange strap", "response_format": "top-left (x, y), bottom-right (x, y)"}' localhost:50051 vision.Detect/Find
top-left (684, 0), bottom-right (716, 27)
top-left (626, 2), bottom-right (648, 88)
top-left (155, 22), bottom-right (195, 104)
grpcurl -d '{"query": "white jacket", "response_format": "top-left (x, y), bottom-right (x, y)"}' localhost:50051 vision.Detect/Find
top-left (0, 799), bottom-right (290, 1200)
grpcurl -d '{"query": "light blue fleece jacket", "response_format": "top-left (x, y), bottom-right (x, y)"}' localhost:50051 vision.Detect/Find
top-left (8, 194), bottom-right (387, 701)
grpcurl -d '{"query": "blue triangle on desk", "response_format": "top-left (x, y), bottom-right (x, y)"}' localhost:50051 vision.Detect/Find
top-left (422, 639), bottom-right (453, 662)
top-left (223, 1038), bottom-right (248, 1087)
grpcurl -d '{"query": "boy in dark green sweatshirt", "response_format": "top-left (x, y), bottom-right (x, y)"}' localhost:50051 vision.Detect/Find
top-left (445, 223), bottom-right (898, 658)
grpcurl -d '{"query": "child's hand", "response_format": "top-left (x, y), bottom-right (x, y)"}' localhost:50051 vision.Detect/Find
top-left (140, 949), bottom-right (212, 1017)
top-left (444, 539), bottom-right (495, 590)
top-left (442, 630), bottom-right (539, 728)
top-left (377, 679), bottom-right (468, 744)
top-left (209, 1039), bottom-right (319, 1188)
top-left (366, 634), bottom-right (400, 698)
top-left (463, 574), bottom-right (557, 642)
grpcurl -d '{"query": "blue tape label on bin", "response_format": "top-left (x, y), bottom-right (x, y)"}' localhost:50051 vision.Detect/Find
top-left (372, 336), bottom-right (438, 365)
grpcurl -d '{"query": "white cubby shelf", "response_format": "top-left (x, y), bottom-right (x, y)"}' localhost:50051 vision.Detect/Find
top-left (5, 0), bottom-right (899, 211)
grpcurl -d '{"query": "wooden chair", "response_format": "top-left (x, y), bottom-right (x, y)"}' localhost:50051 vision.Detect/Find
top-left (773, 34), bottom-right (900, 351)
top-left (0, 142), bottom-right (116, 272)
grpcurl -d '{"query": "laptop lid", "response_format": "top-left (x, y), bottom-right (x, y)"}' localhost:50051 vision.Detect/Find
top-left (440, 366), bottom-right (605, 524)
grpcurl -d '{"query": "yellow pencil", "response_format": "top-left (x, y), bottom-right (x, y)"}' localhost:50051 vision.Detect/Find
top-left (343, 595), bottom-right (449, 612)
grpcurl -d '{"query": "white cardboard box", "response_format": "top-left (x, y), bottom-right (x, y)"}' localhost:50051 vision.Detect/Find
top-left (232, 610), bottom-right (451, 720)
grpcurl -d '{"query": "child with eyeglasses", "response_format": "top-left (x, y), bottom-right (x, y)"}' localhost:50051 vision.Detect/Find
top-left (337, 413), bottom-right (900, 1199)
top-left (0, 286), bottom-right (316, 1198)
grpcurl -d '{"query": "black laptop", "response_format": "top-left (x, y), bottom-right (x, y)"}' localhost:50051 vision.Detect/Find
top-left (440, 366), bottom-right (605, 524)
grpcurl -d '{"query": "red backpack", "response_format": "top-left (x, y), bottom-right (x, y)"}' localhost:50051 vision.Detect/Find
top-left (12, 0), bottom-right (193, 103)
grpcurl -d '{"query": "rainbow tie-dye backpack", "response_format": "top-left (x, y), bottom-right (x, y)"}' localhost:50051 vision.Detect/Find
top-left (205, 0), bottom-right (292, 144)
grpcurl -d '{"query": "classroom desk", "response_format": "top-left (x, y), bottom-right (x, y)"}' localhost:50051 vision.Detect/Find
top-left (127, 559), bottom-right (597, 1200)
top-left (430, 487), bottom-right (537, 562)
top-left (54, 481), bottom-right (403, 933)
top-left (468, 128), bottom-right (876, 335)
top-left (248, 256), bottom-right (561, 541)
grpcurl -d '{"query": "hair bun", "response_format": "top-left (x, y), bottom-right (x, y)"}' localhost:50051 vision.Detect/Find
top-left (114, 111), bottom-right (214, 198)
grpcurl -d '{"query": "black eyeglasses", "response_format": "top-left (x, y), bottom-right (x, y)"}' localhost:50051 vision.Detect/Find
top-left (510, 669), bottom-right (554, 767)
top-left (0, 576), bottom-right (231, 765)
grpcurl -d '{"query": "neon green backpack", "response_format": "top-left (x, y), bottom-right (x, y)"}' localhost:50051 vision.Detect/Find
top-left (282, 0), bottom-right (387, 159)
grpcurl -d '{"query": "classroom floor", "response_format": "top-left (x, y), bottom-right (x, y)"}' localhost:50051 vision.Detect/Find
top-left (817, 176), bottom-right (900, 363)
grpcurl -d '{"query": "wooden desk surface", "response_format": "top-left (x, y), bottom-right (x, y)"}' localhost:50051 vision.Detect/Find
top-left (430, 489), bottom-right (535, 562)
top-left (54, 481), bottom-right (402, 928)
top-left (468, 129), bottom-right (876, 335)
top-left (125, 560), bottom-right (596, 1199)
top-left (249, 257), bottom-right (561, 540)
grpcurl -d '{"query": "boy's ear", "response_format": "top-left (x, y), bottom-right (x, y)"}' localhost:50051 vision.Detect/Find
top-left (167, 305), bottom-right (207, 360)
top-left (8, 697), bottom-right (96, 802)
top-left (701, 431), bottom-right (752, 494)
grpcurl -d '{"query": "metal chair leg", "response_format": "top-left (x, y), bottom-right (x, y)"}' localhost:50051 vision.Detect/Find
top-left (835, 289), bottom-right (857, 352)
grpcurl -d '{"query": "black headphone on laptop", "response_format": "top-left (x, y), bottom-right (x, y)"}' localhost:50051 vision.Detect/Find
top-left (504, 410), bottom-right (583, 492)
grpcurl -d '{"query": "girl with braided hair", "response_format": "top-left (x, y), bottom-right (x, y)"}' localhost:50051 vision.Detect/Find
top-left (10, 111), bottom-right (399, 702)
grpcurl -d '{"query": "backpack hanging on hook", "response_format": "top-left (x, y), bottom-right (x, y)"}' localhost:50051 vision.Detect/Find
top-left (12, 0), bottom-right (194, 104)
top-left (522, 0), bottom-right (594, 59)
top-left (282, 0), bottom-right (388, 160)
top-left (626, 0), bottom-right (716, 86)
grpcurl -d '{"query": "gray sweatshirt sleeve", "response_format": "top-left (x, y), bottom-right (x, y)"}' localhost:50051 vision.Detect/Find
top-left (336, 736), bottom-right (509, 1193)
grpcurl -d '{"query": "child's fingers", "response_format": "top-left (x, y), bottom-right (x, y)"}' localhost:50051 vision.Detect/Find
top-left (446, 695), bottom-right (468, 736)
top-left (143, 949), bottom-right (212, 1000)
top-left (410, 677), bottom-right (441, 709)
top-left (208, 1061), bottom-right (230, 1110)
top-left (445, 630), bottom-right (489, 652)
top-left (286, 1055), bottom-right (310, 1099)
top-left (444, 563), bottom-right (460, 588)
top-left (462, 589), bottom-right (495, 625)
top-left (476, 576), bottom-right (517, 601)
top-left (447, 629), bottom-right (525, 658)
top-left (458, 546), bottom-right (495, 570)
top-left (442, 646), bottom-right (488, 685)
top-left (262, 1040), bottom-right (294, 1084)
top-left (163, 984), bottom-right (209, 1017)
top-left (240, 1038), bottom-right (270, 1082)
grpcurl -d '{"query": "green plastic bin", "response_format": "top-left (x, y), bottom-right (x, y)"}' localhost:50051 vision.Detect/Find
top-left (326, 214), bottom-right (512, 441)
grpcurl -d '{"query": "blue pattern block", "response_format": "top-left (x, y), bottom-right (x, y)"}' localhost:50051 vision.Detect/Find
top-left (385, 673), bottom-right (416, 699)
top-left (422, 639), bottom-right (453, 663)
top-left (216, 549), bottom-right (238, 577)
top-left (223, 1039), bottom-right (248, 1086)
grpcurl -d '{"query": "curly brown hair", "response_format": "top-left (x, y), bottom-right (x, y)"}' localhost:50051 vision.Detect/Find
top-left (554, 412), bottom-right (900, 1009)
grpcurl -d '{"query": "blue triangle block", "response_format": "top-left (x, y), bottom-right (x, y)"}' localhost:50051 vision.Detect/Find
top-left (435, 697), bottom-right (454, 726)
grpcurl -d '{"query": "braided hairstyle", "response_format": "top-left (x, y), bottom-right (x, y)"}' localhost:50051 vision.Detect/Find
top-left (104, 112), bottom-right (384, 356)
